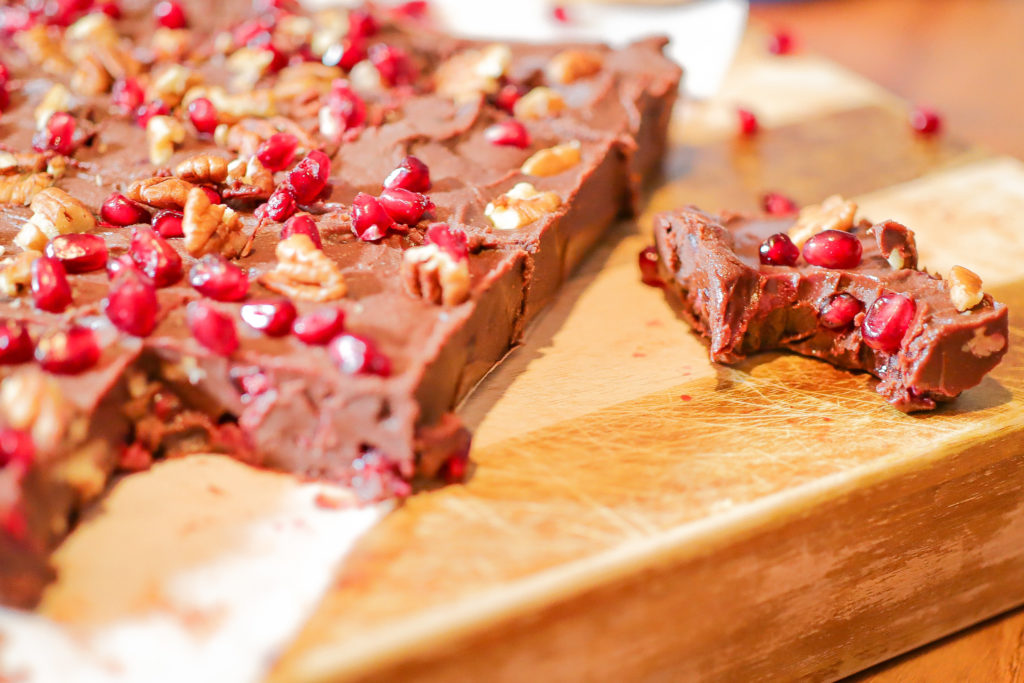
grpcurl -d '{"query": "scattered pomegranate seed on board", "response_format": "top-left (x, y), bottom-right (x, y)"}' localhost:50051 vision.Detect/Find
top-left (909, 105), bottom-right (942, 135)
top-left (737, 108), bottom-right (759, 137)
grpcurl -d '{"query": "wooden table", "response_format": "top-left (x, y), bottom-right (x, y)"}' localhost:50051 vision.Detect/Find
top-left (750, 1), bottom-right (1024, 679)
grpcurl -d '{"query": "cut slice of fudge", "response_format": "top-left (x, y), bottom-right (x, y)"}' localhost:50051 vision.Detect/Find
top-left (650, 198), bottom-right (1008, 411)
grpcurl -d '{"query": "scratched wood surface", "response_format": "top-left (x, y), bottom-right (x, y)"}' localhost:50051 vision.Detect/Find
top-left (260, 31), bottom-right (1024, 682)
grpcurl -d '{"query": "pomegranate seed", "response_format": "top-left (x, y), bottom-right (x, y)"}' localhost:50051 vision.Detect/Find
top-left (292, 307), bottom-right (345, 345)
top-left (101, 192), bottom-right (150, 226)
top-left (233, 18), bottom-right (271, 48)
top-left (493, 84), bottom-right (525, 114)
top-left (351, 193), bottom-right (395, 241)
top-left (261, 41), bottom-right (289, 73)
top-left (200, 185), bottom-right (221, 205)
top-left (391, 1), bottom-right (428, 20)
top-left (484, 120), bottom-right (530, 148)
top-left (33, 112), bottom-right (77, 156)
top-left (378, 188), bottom-right (433, 226)
top-left (189, 254), bottom-right (249, 301)
top-left (152, 209), bottom-right (184, 237)
top-left (281, 214), bottom-right (322, 248)
top-left (737, 107), bottom-right (759, 137)
top-left (111, 78), bottom-right (144, 114)
top-left (36, 326), bottom-right (101, 374)
top-left (187, 97), bottom-right (218, 134)
top-left (0, 62), bottom-right (9, 87)
top-left (135, 100), bottom-right (169, 128)
top-left (759, 233), bottom-right (800, 266)
top-left (325, 81), bottom-right (367, 131)
top-left (130, 225), bottom-right (183, 287)
top-left (94, 1), bottom-right (121, 19)
top-left (383, 155), bottom-right (431, 193)
top-left (286, 150), bottom-right (331, 204)
top-left (187, 301), bottom-right (238, 356)
top-left (154, 0), bottom-right (186, 28)
top-left (0, 87), bottom-right (8, 113)
top-left (369, 44), bottom-right (416, 87)
top-left (31, 257), bottom-right (72, 312)
top-left (0, 428), bottom-right (34, 470)
top-left (0, 6), bottom-right (34, 35)
top-left (260, 187), bottom-right (297, 222)
top-left (638, 245), bottom-right (664, 287)
top-left (330, 333), bottom-right (390, 376)
top-left (802, 230), bottom-right (863, 269)
top-left (105, 268), bottom-right (158, 336)
top-left (909, 105), bottom-right (942, 136)
top-left (105, 254), bottom-right (137, 279)
top-left (45, 233), bottom-right (108, 273)
top-left (347, 9), bottom-right (377, 40)
top-left (256, 132), bottom-right (299, 172)
top-left (119, 442), bottom-right (153, 472)
top-left (819, 293), bottom-right (863, 330)
top-left (322, 38), bottom-right (366, 72)
top-left (0, 320), bottom-right (34, 365)
top-left (767, 29), bottom-right (795, 55)
top-left (761, 191), bottom-right (798, 216)
top-left (862, 292), bottom-right (916, 353)
top-left (240, 299), bottom-right (296, 336)
top-left (439, 448), bottom-right (469, 484)
top-left (552, 5), bottom-right (570, 23)
top-left (426, 222), bottom-right (468, 261)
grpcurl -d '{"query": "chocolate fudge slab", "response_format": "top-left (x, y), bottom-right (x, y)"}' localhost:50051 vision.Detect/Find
top-left (652, 206), bottom-right (1009, 411)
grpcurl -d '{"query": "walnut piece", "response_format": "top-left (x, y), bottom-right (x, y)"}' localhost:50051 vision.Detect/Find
top-left (147, 115), bottom-right (187, 165)
top-left (174, 154), bottom-right (230, 184)
top-left (787, 194), bottom-right (857, 247)
top-left (401, 244), bottom-right (471, 306)
top-left (0, 153), bottom-right (64, 206)
top-left (0, 251), bottom-right (42, 297)
top-left (485, 182), bottom-right (563, 230)
top-left (513, 87), bottom-right (567, 120)
top-left (435, 44), bottom-right (512, 102)
top-left (151, 28), bottom-right (191, 62)
top-left (259, 234), bottom-right (347, 302)
top-left (224, 156), bottom-right (274, 200)
top-left (274, 62), bottom-right (341, 101)
top-left (71, 55), bottom-right (113, 96)
top-left (148, 64), bottom-right (195, 107)
top-left (547, 49), bottom-right (603, 84)
top-left (15, 187), bottom-right (96, 251)
top-left (182, 187), bottom-right (247, 258)
top-left (184, 86), bottom-right (277, 124)
top-left (0, 367), bottom-right (71, 453)
top-left (521, 141), bottom-right (581, 177)
top-left (126, 176), bottom-right (194, 210)
top-left (14, 25), bottom-right (72, 76)
top-left (963, 327), bottom-right (1006, 358)
top-left (948, 265), bottom-right (984, 312)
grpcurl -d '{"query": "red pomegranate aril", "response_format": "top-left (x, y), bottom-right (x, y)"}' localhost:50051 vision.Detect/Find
top-left (759, 232), bottom-right (800, 266)
top-left (347, 9), bottom-right (377, 40)
top-left (101, 192), bottom-right (150, 226)
top-left (383, 155), bottom-right (431, 193)
top-left (0, 428), bottom-right (34, 470)
top-left (152, 209), bottom-right (184, 237)
top-left (638, 245), bottom-right (664, 287)
top-left (130, 225), bottom-right (183, 287)
top-left (391, 1), bottom-right (428, 20)
top-left (909, 105), bottom-right (942, 136)
top-left (426, 222), bottom-right (468, 261)
top-left (493, 83), bottom-right (525, 114)
top-left (737, 107), bottom-right (759, 137)
top-left (378, 187), bottom-right (433, 226)
top-left (862, 293), bottom-right (916, 353)
top-left (187, 301), bottom-right (238, 356)
top-left (351, 193), bottom-right (395, 241)
top-left (0, 62), bottom-right (9, 87)
top-left (45, 233), bottom-right (108, 273)
top-left (200, 185), bottom-right (221, 205)
top-left (240, 299), bottom-right (296, 337)
top-left (286, 150), bottom-right (330, 204)
top-left (802, 229), bottom-right (863, 269)
top-left (767, 29), bottom-right (795, 55)
top-left (34, 112), bottom-right (77, 155)
top-left (105, 254), bottom-right (137, 279)
top-left (552, 5), bottom-right (570, 23)
top-left (31, 257), bottom-right (72, 312)
top-left (330, 333), bottom-right (391, 376)
top-left (187, 97), bottom-right (218, 134)
top-left (135, 100), bottom-right (169, 128)
top-left (233, 18), bottom-right (271, 48)
top-left (0, 87), bottom-right (8, 113)
top-left (484, 120), bottom-right (530, 148)
top-left (0, 320), bottom-right (34, 365)
top-left (761, 191), bottom-right (798, 216)
top-left (819, 293), bottom-right (863, 330)
top-left (94, 1), bottom-right (121, 19)
top-left (292, 307), bottom-right (345, 345)
top-left (261, 187), bottom-right (297, 222)
top-left (256, 132), bottom-right (298, 172)
top-left (154, 0), bottom-right (186, 28)
top-left (105, 268), bottom-right (158, 336)
top-left (322, 38), bottom-right (366, 72)
top-left (189, 254), bottom-right (249, 301)
top-left (369, 44), bottom-right (416, 87)
top-left (325, 81), bottom-right (367, 131)
top-left (111, 78), bottom-right (145, 114)
top-left (36, 326), bottom-right (101, 374)
top-left (281, 214), bottom-right (322, 248)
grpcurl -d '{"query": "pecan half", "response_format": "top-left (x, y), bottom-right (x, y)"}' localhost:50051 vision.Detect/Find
top-left (485, 182), bottom-right (563, 230)
top-left (520, 141), bottom-right (581, 177)
top-left (224, 156), bottom-right (274, 200)
top-left (174, 154), bottom-right (230, 185)
top-left (182, 187), bottom-right (247, 258)
top-left (401, 244), bottom-right (471, 306)
top-left (546, 49), bottom-right (603, 84)
top-left (126, 176), bottom-right (194, 210)
top-left (787, 194), bottom-right (857, 247)
top-left (259, 234), bottom-right (347, 301)
top-left (15, 187), bottom-right (96, 251)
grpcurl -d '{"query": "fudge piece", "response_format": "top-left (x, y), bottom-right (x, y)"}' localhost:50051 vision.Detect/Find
top-left (650, 198), bottom-right (1008, 410)
top-left (0, 0), bottom-right (681, 604)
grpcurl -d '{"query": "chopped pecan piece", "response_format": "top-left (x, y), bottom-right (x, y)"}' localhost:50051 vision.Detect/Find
top-left (869, 219), bottom-right (918, 270)
top-left (126, 176), bottom-right (194, 210)
top-left (14, 25), bottom-right (73, 76)
top-left (147, 115), bottom-right (186, 165)
top-left (787, 194), bottom-right (857, 247)
top-left (485, 182), bottom-right (563, 230)
top-left (219, 117), bottom-right (315, 156)
top-left (547, 49), bottom-right (603, 84)
top-left (71, 55), bottom-right (113, 96)
top-left (0, 368), bottom-right (71, 452)
top-left (0, 154), bottom-right (64, 206)
top-left (273, 62), bottom-right (341, 100)
top-left (182, 187), bottom-right (247, 258)
top-left (34, 83), bottom-right (74, 130)
top-left (948, 266), bottom-right (984, 312)
top-left (184, 86), bottom-right (277, 125)
top-left (151, 28), bottom-right (191, 62)
top-left (520, 141), bottom-right (582, 176)
top-left (224, 157), bottom-right (274, 200)
top-left (15, 187), bottom-right (96, 251)
top-left (513, 87), bottom-right (566, 120)
top-left (435, 44), bottom-right (512, 102)
top-left (401, 244), bottom-right (471, 306)
top-left (0, 251), bottom-right (42, 297)
top-left (259, 234), bottom-right (347, 302)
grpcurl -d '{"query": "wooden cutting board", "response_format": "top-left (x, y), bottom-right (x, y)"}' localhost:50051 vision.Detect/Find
top-left (265, 29), bottom-right (1024, 682)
